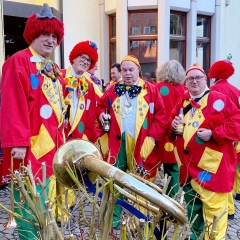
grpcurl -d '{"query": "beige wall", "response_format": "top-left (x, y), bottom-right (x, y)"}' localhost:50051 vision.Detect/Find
top-left (62, 0), bottom-right (100, 76)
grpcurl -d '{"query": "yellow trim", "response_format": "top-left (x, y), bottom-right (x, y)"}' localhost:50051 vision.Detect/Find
top-left (140, 136), bottom-right (155, 161)
top-left (29, 46), bottom-right (41, 71)
top-left (41, 76), bottom-right (62, 123)
top-left (29, 46), bottom-right (65, 124)
top-left (183, 93), bottom-right (208, 148)
top-left (83, 72), bottom-right (103, 99)
top-left (97, 133), bottom-right (109, 157)
top-left (69, 96), bottom-right (85, 136)
top-left (236, 141), bottom-right (240, 153)
top-left (64, 67), bottom-right (86, 136)
top-left (112, 97), bottom-right (122, 131)
top-left (173, 147), bottom-right (182, 167)
top-left (135, 78), bottom-right (148, 140)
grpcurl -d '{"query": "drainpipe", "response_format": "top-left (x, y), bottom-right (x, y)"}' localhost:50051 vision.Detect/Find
top-left (210, 0), bottom-right (221, 65)
top-left (60, 0), bottom-right (64, 68)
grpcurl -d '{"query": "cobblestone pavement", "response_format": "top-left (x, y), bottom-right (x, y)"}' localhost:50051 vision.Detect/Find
top-left (0, 187), bottom-right (240, 239)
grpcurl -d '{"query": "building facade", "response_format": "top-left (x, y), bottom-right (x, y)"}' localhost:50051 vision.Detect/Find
top-left (0, 0), bottom-right (240, 87)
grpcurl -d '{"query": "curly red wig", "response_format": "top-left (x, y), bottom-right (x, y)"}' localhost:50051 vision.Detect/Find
top-left (208, 60), bottom-right (234, 80)
top-left (69, 41), bottom-right (98, 70)
top-left (23, 14), bottom-right (64, 45)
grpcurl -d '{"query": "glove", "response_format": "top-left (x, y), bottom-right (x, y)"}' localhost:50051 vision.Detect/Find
top-left (11, 147), bottom-right (27, 160)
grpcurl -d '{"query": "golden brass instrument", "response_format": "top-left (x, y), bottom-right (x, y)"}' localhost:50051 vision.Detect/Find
top-left (53, 139), bottom-right (187, 225)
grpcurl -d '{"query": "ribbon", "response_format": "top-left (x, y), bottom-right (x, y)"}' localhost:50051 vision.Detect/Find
top-left (84, 175), bottom-right (161, 238)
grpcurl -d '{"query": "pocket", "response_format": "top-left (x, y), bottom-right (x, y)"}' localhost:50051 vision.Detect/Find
top-left (30, 124), bottom-right (55, 159)
top-left (140, 136), bottom-right (155, 161)
top-left (197, 147), bottom-right (223, 174)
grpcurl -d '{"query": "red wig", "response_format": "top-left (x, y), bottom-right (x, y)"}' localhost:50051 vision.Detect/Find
top-left (69, 41), bottom-right (98, 70)
top-left (23, 13), bottom-right (64, 45)
top-left (208, 60), bottom-right (234, 80)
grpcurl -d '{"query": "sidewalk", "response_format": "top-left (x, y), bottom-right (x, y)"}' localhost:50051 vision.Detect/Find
top-left (0, 187), bottom-right (240, 239)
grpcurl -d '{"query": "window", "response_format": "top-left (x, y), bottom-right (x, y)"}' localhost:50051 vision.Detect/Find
top-left (169, 12), bottom-right (186, 69)
top-left (129, 11), bottom-right (158, 82)
top-left (196, 16), bottom-right (211, 77)
top-left (109, 14), bottom-right (116, 68)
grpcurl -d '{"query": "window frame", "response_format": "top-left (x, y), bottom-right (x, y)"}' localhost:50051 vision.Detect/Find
top-left (169, 11), bottom-right (187, 69)
top-left (109, 13), bottom-right (116, 69)
top-left (128, 10), bottom-right (158, 78)
top-left (196, 14), bottom-right (211, 83)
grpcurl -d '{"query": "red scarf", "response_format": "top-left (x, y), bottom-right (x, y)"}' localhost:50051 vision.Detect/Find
top-left (182, 91), bottom-right (201, 108)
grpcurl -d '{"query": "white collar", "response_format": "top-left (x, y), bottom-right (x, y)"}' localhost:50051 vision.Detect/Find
top-left (71, 66), bottom-right (83, 78)
top-left (190, 86), bottom-right (208, 99)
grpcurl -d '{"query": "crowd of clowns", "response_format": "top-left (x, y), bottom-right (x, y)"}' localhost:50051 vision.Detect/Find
top-left (1, 3), bottom-right (240, 240)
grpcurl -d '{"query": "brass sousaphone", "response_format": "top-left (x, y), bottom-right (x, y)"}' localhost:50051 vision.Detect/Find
top-left (53, 139), bottom-right (187, 225)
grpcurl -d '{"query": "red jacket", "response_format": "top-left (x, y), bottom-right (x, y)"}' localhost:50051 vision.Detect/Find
top-left (155, 82), bottom-right (186, 164)
top-left (210, 79), bottom-right (240, 163)
top-left (1, 47), bottom-right (66, 179)
top-left (170, 90), bottom-right (240, 192)
top-left (62, 67), bottom-right (97, 143)
top-left (97, 78), bottom-right (167, 178)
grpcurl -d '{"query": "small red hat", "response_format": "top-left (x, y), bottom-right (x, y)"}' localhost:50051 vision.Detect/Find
top-left (69, 41), bottom-right (98, 70)
top-left (23, 3), bottom-right (64, 45)
top-left (186, 63), bottom-right (205, 75)
top-left (208, 59), bottom-right (234, 80)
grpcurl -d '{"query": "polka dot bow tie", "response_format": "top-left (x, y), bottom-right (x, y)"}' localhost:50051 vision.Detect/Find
top-left (114, 84), bottom-right (142, 99)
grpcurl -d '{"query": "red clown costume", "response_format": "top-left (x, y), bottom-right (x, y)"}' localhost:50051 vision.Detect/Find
top-left (155, 60), bottom-right (187, 198)
top-left (156, 82), bottom-right (186, 164)
top-left (97, 55), bottom-right (167, 178)
top-left (97, 55), bottom-right (167, 228)
top-left (62, 41), bottom-right (98, 143)
top-left (1, 5), bottom-right (65, 182)
top-left (1, 4), bottom-right (66, 239)
top-left (170, 63), bottom-right (240, 240)
top-left (209, 57), bottom-right (240, 216)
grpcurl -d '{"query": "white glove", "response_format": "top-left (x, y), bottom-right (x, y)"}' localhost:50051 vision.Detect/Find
top-left (99, 112), bottom-right (111, 126)
top-left (11, 147), bottom-right (27, 160)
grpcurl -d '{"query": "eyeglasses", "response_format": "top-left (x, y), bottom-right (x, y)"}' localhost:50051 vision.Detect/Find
top-left (79, 55), bottom-right (92, 65)
top-left (186, 76), bottom-right (205, 83)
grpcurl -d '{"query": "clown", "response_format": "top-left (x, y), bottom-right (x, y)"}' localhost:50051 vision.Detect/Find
top-left (1, 3), bottom-right (65, 239)
top-left (97, 55), bottom-right (167, 227)
top-left (155, 60), bottom-right (187, 198)
top-left (171, 63), bottom-right (240, 239)
top-left (209, 57), bottom-right (240, 219)
top-left (62, 41), bottom-right (98, 143)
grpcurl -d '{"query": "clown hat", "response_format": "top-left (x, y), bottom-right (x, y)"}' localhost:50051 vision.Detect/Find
top-left (208, 55), bottom-right (234, 80)
top-left (121, 55), bottom-right (141, 68)
top-left (69, 41), bottom-right (98, 70)
top-left (23, 3), bottom-right (64, 45)
top-left (186, 63), bottom-right (205, 75)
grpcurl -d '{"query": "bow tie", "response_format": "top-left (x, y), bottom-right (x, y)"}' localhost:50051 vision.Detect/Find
top-left (65, 76), bottom-right (89, 97)
top-left (183, 91), bottom-right (201, 108)
top-left (114, 84), bottom-right (142, 99)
